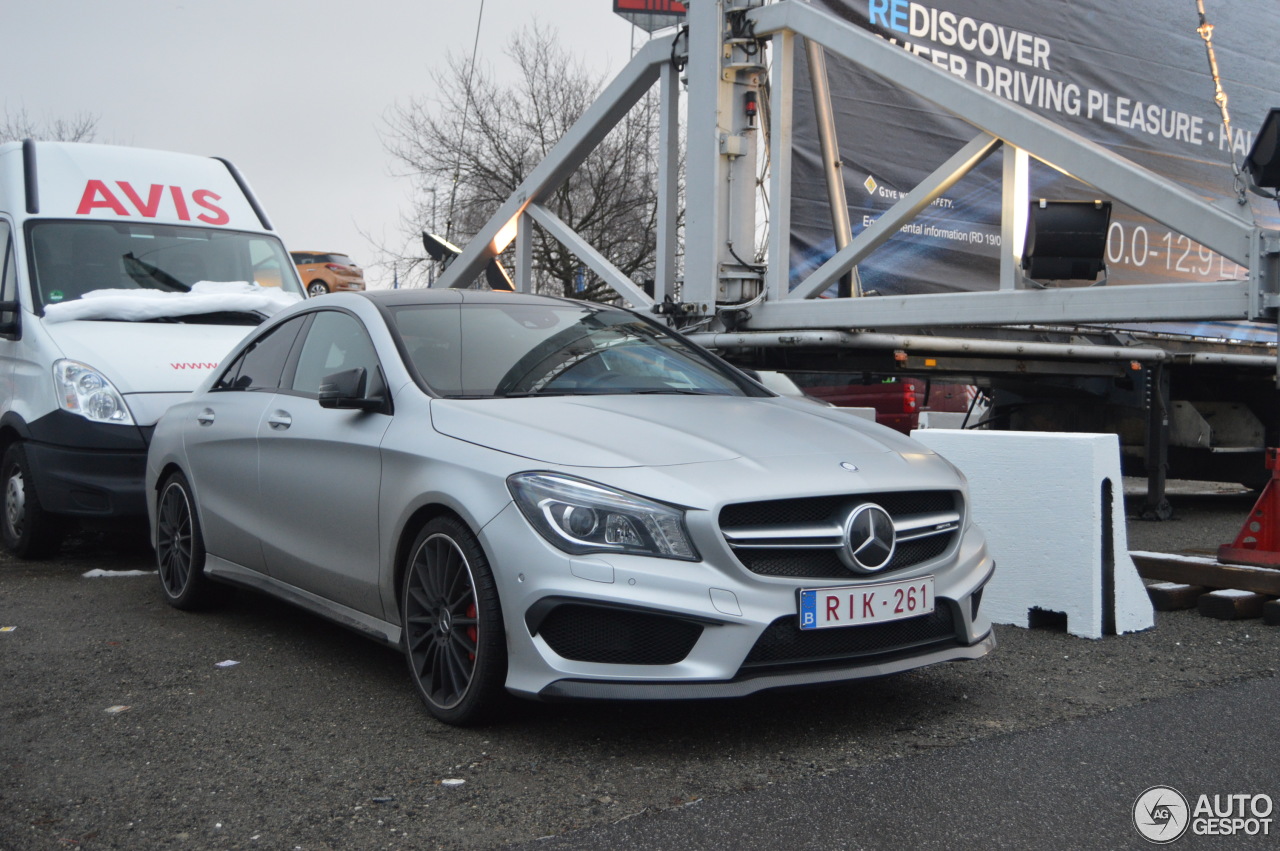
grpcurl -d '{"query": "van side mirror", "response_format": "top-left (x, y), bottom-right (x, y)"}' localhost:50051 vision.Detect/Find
top-left (318, 367), bottom-right (387, 412)
top-left (0, 300), bottom-right (19, 339)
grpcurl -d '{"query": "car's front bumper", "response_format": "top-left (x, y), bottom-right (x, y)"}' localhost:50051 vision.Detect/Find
top-left (537, 632), bottom-right (996, 700)
top-left (478, 501), bottom-right (996, 700)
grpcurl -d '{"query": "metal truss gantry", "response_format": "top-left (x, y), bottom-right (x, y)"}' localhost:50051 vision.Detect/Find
top-left (433, 0), bottom-right (1280, 340)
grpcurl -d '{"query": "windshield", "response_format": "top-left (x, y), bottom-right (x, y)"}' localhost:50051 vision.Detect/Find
top-left (27, 220), bottom-right (304, 312)
top-left (392, 301), bottom-right (764, 399)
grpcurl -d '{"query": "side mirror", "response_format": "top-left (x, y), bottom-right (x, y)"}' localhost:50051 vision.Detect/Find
top-left (0, 301), bottom-right (19, 339)
top-left (318, 367), bottom-right (386, 412)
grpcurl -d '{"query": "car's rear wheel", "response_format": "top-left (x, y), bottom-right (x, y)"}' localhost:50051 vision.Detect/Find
top-left (1, 442), bottom-right (63, 559)
top-left (307, 281), bottom-right (329, 298)
top-left (155, 472), bottom-right (219, 610)
top-left (401, 516), bottom-right (507, 725)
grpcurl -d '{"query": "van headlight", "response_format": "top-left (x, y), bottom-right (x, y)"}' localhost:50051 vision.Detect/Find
top-left (508, 472), bottom-right (698, 561)
top-left (54, 360), bottom-right (135, 425)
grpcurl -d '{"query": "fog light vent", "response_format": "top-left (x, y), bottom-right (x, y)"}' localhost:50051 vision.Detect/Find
top-left (537, 604), bottom-right (702, 665)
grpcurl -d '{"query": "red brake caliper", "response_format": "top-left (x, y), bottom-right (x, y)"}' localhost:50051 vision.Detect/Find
top-left (467, 603), bottom-right (478, 661)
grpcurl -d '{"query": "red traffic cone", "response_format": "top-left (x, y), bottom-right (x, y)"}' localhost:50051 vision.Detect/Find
top-left (1218, 448), bottom-right (1280, 567)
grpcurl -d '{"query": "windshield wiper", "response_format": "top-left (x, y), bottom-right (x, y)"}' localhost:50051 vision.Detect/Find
top-left (143, 311), bottom-right (263, 326)
top-left (123, 253), bottom-right (191, 292)
top-left (498, 390), bottom-right (577, 398)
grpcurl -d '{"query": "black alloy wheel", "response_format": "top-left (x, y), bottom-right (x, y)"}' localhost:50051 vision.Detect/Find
top-left (401, 516), bottom-right (507, 725)
top-left (155, 472), bottom-right (218, 609)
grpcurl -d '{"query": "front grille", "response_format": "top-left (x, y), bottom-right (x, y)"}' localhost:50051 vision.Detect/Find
top-left (536, 604), bottom-right (703, 666)
top-left (735, 550), bottom-right (849, 578)
top-left (741, 605), bottom-right (959, 670)
top-left (721, 490), bottom-right (961, 579)
top-left (721, 491), bottom-right (955, 527)
top-left (887, 535), bottom-right (952, 569)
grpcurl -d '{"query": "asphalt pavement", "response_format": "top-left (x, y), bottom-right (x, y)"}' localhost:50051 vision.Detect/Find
top-left (1, 483), bottom-right (1277, 850)
top-left (517, 675), bottom-right (1280, 850)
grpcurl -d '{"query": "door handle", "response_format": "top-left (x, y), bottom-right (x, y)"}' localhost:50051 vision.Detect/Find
top-left (267, 411), bottom-right (292, 430)
top-left (197, 408), bottom-right (215, 426)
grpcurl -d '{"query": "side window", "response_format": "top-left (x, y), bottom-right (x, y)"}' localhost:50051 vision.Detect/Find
top-left (0, 221), bottom-right (15, 302)
top-left (291, 311), bottom-right (381, 396)
top-left (394, 304), bottom-right (461, 394)
top-left (214, 316), bottom-right (306, 391)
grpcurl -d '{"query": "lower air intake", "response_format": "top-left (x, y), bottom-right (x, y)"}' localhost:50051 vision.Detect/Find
top-left (537, 603), bottom-right (703, 666)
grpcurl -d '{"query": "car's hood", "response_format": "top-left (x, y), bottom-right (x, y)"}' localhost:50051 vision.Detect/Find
top-left (430, 394), bottom-right (927, 468)
top-left (41, 319), bottom-right (253, 394)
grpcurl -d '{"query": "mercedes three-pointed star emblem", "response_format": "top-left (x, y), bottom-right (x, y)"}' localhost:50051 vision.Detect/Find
top-left (839, 503), bottom-right (896, 572)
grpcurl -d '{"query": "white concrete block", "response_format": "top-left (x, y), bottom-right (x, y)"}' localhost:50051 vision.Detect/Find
top-left (910, 429), bottom-right (1154, 638)
top-left (829, 406), bottom-right (878, 422)
top-left (917, 411), bottom-right (968, 429)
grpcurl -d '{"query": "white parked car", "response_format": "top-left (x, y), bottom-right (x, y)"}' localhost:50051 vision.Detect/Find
top-left (147, 289), bottom-right (995, 725)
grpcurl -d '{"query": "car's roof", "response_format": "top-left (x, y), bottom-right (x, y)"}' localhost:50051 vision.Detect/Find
top-left (290, 250), bottom-right (351, 256)
top-left (354, 288), bottom-right (607, 308)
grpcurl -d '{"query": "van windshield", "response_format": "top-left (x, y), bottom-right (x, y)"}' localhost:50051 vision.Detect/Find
top-left (26, 220), bottom-right (305, 314)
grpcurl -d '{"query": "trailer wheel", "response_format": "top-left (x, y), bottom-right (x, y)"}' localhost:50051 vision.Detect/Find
top-left (1, 443), bottom-right (63, 559)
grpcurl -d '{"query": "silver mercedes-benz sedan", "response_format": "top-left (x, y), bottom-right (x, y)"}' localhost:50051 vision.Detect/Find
top-left (146, 289), bottom-right (995, 724)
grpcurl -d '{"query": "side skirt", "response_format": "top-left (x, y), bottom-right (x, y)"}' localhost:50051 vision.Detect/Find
top-left (204, 555), bottom-right (402, 646)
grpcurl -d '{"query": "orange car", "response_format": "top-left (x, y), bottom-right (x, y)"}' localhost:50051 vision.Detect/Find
top-left (290, 251), bottom-right (366, 297)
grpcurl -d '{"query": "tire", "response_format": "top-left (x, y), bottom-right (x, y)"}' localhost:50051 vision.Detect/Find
top-left (307, 280), bottom-right (330, 298)
top-left (154, 472), bottom-right (219, 610)
top-left (1, 442), bottom-right (63, 559)
top-left (401, 515), bottom-right (508, 725)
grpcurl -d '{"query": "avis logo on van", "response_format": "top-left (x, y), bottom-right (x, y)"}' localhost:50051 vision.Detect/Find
top-left (76, 180), bottom-right (230, 225)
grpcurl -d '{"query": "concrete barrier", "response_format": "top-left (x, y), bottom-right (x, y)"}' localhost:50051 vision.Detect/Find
top-left (916, 411), bottom-right (968, 429)
top-left (910, 429), bottom-right (1154, 638)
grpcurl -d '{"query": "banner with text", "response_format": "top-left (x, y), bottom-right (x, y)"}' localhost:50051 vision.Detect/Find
top-left (789, 0), bottom-right (1280, 298)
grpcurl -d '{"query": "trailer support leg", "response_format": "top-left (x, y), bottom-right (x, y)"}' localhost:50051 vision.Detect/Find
top-left (1142, 363), bottom-right (1173, 520)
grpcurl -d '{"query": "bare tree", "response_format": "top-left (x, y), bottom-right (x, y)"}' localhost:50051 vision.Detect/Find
top-left (382, 24), bottom-right (673, 299)
top-left (0, 108), bottom-right (99, 144)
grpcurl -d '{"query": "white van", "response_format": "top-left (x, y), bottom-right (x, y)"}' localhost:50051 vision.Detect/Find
top-left (0, 140), bottom-right (305, 557)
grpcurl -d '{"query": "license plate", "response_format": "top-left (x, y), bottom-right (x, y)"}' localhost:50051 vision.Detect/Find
top-left (798, 576), bottom-right (935, 630)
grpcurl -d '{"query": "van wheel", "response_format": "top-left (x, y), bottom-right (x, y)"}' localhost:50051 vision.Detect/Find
top-left (1, 443), bottom-right (63, 559)
top-left (307, 281), bottom-right (329, 298)
top-left (155, 472), bottom-right (220, 610)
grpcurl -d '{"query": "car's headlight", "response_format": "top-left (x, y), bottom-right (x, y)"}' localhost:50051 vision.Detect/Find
top-left (54, 359), bottom-right (135, 425)
top-left (508, 472), bottom-right (698, 561)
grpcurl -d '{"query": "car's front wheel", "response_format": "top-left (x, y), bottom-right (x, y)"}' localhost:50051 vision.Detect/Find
top-left (307, 281), bottom-right (330, 298)
top-left (155, 472), bottom-right (219, 609)
top-left (401, 516), bottom-right (507, 725)
top-left (1, 442), bottom-right (63, 559)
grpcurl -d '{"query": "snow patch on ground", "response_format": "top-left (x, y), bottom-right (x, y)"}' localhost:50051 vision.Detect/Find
top-left (82, 569), bottom-right (154, 578)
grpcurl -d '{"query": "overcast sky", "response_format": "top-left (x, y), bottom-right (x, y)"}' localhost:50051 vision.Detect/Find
top-left (7, 1), bottom-right (658, 286)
